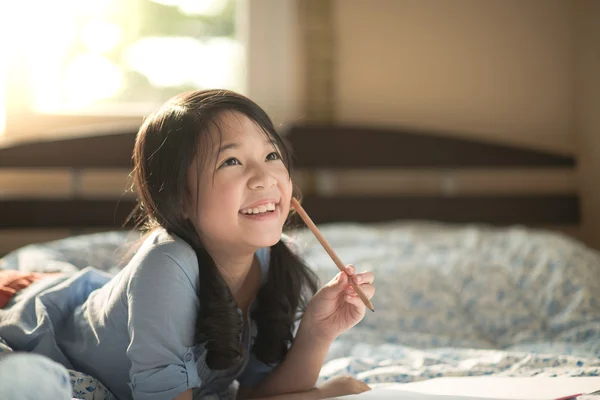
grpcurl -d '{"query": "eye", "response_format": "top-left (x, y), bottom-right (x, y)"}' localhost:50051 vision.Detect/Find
top-left (220, 157), bottom-right (241, 167)
top-left (266, 151), bottom-right (281, 161)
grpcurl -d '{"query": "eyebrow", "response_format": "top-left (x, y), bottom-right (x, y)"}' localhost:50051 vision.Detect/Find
top-left (217, 138), bottom-right (277, 154)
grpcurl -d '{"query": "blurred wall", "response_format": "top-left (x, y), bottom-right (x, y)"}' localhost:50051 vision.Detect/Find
top-left (574, 0), bottom-right (600, 248)
top-left (3, 0), bottom-right (600, 252)
top-left (331, 0), bottom-right (574, 154)
top-left (296, 0), bottom-right (600, 246)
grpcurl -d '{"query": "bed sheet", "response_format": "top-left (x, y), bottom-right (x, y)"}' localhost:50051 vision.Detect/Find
top-left (319, 340), bottom-right (600, 385)
top-left (2, 221), bottom-right (600, 393)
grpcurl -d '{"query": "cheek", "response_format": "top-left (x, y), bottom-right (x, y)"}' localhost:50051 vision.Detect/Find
top-left (194, 182), bottom-right (240, 224)
top-left (279, 176), bottom-right (294, 213)
top-left (203, 184), bottom-right (238, 210)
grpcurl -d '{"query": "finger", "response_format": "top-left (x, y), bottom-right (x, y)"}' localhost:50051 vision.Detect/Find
top-left (325, 270), bottom-right (345, 286)
top-left (323, 270), bottom-right (348, 293)
top-left (346, 283), bottom-right (375, 299)
top-left (345, 264), bottom-right (356, 276)
top-left (352, 271), bottom-right (374, 285)
top-left (344, 293), bottom-right (367, 310)
top-left (355, 283), bottom-right (375, 299)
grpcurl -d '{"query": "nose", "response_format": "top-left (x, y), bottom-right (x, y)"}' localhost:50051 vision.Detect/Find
top-left (247, 164), bottom-right (277, 189)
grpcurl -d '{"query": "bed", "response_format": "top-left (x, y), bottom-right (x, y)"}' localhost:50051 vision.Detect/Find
top-left (1, 124), bottom-right (599, 398)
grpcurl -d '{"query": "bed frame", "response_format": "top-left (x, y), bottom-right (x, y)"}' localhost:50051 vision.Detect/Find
top-left (0, 123), bottom-right (579, 233)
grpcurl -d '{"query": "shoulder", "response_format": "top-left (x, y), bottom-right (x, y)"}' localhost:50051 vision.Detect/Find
top-left (128, 228), bottom-right (199, 293)
top-left (143, 228), bottom-right (197, 265)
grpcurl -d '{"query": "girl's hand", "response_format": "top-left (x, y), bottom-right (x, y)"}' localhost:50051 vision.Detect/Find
top-left (302, 265), bottom-right (375, 342)
top-left (315, 376), bottom-right (371, 399)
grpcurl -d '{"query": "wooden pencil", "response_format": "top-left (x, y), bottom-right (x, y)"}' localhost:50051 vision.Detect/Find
top-left (291, 198), bottom-right (375, 312)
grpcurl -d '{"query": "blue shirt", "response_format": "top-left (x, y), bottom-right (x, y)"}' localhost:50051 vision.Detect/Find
top-left (0, 229), bottom-right (275, 400)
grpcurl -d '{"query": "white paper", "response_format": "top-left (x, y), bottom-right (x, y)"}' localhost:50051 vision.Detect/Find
top-left (327, 377), bottom-right (600, 400)
top-left (330, 388), bottom-right (521, 400)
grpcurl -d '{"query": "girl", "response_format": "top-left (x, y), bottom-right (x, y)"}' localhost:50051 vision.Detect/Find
top-left (0, 89), bottom-right (375, 400)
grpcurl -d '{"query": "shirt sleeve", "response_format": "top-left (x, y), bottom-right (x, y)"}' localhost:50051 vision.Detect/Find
top-left (126, 241), bottom-right (202, 400)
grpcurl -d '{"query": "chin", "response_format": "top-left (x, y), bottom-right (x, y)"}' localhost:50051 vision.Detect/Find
top-left (250, 229), bottom-right (284, 248)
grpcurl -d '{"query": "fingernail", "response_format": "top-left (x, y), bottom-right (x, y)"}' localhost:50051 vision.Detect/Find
top-left (354, 275), bottom-right (362, 283)
top-left (346, 265), bottom-right (355, 274)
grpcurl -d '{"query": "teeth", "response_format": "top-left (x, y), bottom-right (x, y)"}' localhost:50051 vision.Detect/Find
top-left (241, 202), bottom-right (277, 214)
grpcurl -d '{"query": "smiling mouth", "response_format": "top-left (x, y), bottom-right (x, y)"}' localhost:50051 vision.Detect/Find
top-left (239, 201), bottom-right (279, 216)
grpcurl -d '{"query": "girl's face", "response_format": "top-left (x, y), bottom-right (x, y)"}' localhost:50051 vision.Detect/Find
top-left (186, 111), bottom-right (293, 253)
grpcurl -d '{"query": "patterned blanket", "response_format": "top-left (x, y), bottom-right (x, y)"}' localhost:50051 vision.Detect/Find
top-left (2, 221), bottom-right (599, 397)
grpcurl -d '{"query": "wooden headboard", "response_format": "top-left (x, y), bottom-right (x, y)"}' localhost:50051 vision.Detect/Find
top-left (287, 125), bottom-right (578, 226)
top-left (0, 124), bottom-right (579, 234)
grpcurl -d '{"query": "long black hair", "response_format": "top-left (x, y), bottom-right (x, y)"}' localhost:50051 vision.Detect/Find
top-left (132, 89), bottom-right (318, 370)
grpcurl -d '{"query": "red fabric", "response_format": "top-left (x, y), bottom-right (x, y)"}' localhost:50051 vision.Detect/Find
top-left (0, 270), bottom-right (56, 308)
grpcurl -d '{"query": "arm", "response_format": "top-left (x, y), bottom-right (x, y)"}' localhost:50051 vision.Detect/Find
top-left (126, 242), bottom-right (202, 399)
top-left (240, 390), bottom-right (318, 400)
top-left (240, 321), bottom-right (332, 398)
top-left (242, 266), bottom-right (375, 399)
top-left (238, 376), bottom-right (371, 400)
top-left (173, 389), bottom-right (193, 400)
